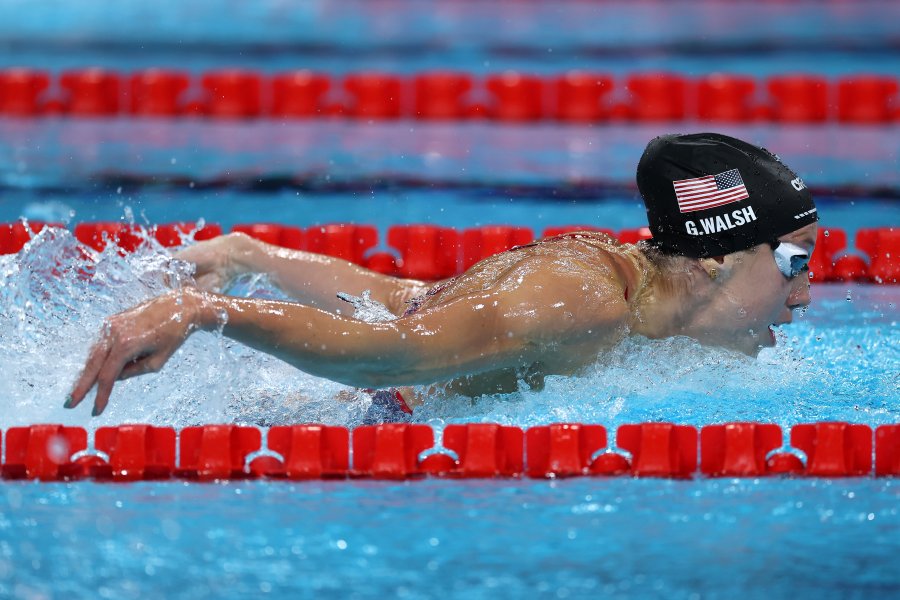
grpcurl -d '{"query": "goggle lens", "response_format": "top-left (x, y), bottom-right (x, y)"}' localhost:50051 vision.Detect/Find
top-left (770, 241), bottom-right (810, 279)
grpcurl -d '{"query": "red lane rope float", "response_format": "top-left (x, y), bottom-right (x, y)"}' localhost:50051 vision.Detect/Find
top-left (176, 425), bottom-right (262, 481)
top-left (461, 226), bottom-right (533, 271)
top-left (420, 424), bottom-right (524, 478)
top-left (876, 425), bottom-right (900, 477)
top-left (2, 221), bottom-right (898, 284)
top-left (792, 422), bottom-right (873, 477)
top-left (258, 425), bottom-right (349, 479)
top-left (527, 423), bottom-right (613, 478)
top-left (231, 223), bottom-right (304, 250)
top-left (131, 69), bottom-right (191, 117)
top-left (1, 422), bottom-right (898, 482)
top-left (2, 68), bottom-right (900, 123)
top-left (91, 425), bottom-right (176, 481)
top-left (386, 224), bottom-right (459, 280)
top-left (617, 423), bottom-right (698, 479)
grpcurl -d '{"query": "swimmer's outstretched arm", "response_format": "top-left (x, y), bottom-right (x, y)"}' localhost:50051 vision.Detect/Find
top-left (174, 233), bottom-right (429, 314)
top-left (67, 268), bottom-right (627, 416)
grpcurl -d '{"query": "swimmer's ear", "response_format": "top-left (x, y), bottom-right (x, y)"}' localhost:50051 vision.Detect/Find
top-left (698, 256), bottom-right (726, 281)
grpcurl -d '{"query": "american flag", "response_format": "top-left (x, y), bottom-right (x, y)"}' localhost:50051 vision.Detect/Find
top-left (672, 169), bottom-right (749, 213)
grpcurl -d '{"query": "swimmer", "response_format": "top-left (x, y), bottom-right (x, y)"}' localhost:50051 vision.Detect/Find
top-left (65, 133), bottom-right (818, 417)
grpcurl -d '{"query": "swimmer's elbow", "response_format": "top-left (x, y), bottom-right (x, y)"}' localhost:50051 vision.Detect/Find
top-left (329, 363), bottom-right (434, 389)
top-left (331, 335), bottom-right (429, 387)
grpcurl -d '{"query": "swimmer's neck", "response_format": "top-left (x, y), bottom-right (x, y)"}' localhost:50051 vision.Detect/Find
top-left (625, 253), bottom-right (718, 341)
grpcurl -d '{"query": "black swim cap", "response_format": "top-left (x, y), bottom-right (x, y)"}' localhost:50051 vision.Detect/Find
top-left (637, 133), bottom-right (817, 258)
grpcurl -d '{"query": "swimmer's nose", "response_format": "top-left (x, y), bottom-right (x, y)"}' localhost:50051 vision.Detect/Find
top-left (787, 274), bottom-right (811, 310)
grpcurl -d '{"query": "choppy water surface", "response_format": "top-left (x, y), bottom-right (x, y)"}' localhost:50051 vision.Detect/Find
top-left (1, 224), bottom-right (898, 430)
top-left (2, 477), bottom-right (899, 599)
top-left (1, 221), bottom-right (899, 600)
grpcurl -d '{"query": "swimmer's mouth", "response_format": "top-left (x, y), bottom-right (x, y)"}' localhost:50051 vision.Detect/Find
top-left (767, 316), bottom-right (793, 346)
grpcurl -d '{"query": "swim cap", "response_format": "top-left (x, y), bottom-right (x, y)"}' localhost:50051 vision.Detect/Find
top-left (637, 133), bottom-right (817, 258)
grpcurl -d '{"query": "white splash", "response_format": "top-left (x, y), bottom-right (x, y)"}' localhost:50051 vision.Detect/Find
top-left (1, 228), bottom-right (897, 431)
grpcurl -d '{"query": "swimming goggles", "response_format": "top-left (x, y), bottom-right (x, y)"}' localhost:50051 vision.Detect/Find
top-left (768, 240), bottom-right (810, 279)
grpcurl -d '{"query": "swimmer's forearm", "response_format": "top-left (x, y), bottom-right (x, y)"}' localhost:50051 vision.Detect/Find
top-left (194, 291), bottom-right (425, 388)
top-left (237, 238), bottom-right (425, 313)
top-left (192, 290), bottom-right (528, 388)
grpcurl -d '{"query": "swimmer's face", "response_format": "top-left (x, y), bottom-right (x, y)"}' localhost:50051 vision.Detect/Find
top-left (712, 222), bottom-right (818, 355)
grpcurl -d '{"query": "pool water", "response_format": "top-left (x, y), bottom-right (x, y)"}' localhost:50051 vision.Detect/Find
top-left (1, 203), bottom-right (897, 429)
top-left (3, 477), bottom-right (899, 599)
top-left (0, 190), bottom-right (898, 598)
top-left (2, 0), bottom-right (900, 76)
top-left (2, 0), bottom-right (900, 597)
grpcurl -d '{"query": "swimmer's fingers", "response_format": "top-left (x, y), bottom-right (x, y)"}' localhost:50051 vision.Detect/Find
top-left (118, 351), bottom-right (168, 382)
top-left (90, 331), bottom-right (163, 416)
top-left (195, 271), bottom-right (225, 292)
top-left (173, 241), bottom-right (230, 291)
top-left (66, 322), bottom-right (151, 415)
top-left (66, 328), bottom-right (114, 409)
top-left (171, 241), bottom-right (209, 263)
top-left (91, 349), bottom-right (131, 417)
top-left (172, 235), bottom-right (234, 270)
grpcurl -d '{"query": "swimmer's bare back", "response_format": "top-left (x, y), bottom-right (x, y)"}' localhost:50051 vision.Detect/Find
top-left (392, 231), bottom-right (648, 399)
top-left (67, 231), bottom-right (646, 415)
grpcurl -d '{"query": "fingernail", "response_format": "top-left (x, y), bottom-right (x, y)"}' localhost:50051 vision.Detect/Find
top-left (91, 405), bottom-right (101, 417)
top-left (63, 395), bottom-right (74, 409)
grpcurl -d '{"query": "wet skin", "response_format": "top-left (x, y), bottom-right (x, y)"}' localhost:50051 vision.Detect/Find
top-left (66, 223), bottom-right (817, 416)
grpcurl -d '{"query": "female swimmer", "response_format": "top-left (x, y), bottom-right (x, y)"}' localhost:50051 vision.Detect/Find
top-left (65, 133), bottom-right (817, 417)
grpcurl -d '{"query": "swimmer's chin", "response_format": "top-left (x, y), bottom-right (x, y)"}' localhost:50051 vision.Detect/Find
top-left (741, 326), bottom-right (777, 357)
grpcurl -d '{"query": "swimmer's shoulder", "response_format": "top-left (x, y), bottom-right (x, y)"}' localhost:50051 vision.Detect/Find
top-left (529, 231), bottom-right (649, 310)
top-left (537, 230), bottom-right (639, 275)
top-left (499, 249), bottom-right (632, 333)
top-left (538, 229), bottom-right (621, 249)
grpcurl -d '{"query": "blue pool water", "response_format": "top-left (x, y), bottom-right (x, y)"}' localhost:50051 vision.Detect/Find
top-left (1, 165), bottom-right (898, 600)
top-left (3, 478), bottom-right (899, 599)
top-left (2, 0), bottom-right (900, 76)
top-left (2, 0), bottom-right (900, 597)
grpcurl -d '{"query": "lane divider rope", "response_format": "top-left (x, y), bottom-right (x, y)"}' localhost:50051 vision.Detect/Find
top-left (2, 221), bottom-right (898, 284)
top-left (1, 68), bottom-right (898, 124)
top-left (2, 422), bottom-right (898, 482)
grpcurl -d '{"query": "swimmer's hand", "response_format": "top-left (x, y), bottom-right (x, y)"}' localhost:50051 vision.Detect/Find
top-left (173, 232), bottom-right (255, 292)
top-left (65, 288), bottom-right (206, 416)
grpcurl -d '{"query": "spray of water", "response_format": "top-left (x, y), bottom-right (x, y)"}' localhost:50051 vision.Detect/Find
top-left (1, 224), bottom-right (897, 431)
top-left (0, 226), bottom-right (358, 430)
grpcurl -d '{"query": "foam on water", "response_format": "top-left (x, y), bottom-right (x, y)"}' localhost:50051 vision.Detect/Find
top-left (1, 226), bottom-right (897, 431)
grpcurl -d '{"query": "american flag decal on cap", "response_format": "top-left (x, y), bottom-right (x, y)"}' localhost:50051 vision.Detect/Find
top-left (672, 168), bottom-right (749, 213)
